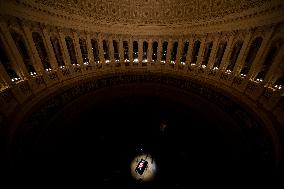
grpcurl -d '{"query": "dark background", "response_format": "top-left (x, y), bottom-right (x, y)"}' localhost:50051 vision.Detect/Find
top-left (6, 93), bottom-right (276, 188)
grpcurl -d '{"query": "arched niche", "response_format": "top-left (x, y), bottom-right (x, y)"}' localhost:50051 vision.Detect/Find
top-left (226, 41), bottom-right (243, 71)
top-left (50, 37), bottom-right (64, 66)
top-left (213, 41), bottom-right (227, 68)
top-left (32, 32), bottom-right (51, 69)
top-left (241, 37), bottom-right (263, 75)
top-left (65, 36), bottom-right (78, 65)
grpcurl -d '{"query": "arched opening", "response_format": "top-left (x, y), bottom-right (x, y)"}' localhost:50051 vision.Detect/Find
top-left (152, 41), bottom-right (158, 62)
top-left (32, 32), bottom-right (51, 70)
top-left (170, 41), bottom-right (178, 63)
top-left (191, 40), bottom-right (201, 64)
top-left (273, 76), bottom-right (284, 90)
top-left (256, 39), bottom-right (283, 81)
top-left (123, 41), bottom-right (129, 61)
top-left (241, 37), bottom-right (263, 75)
top-left (226, 41), bottom-right (243, 72)
top-left (133, 41), bottom-right (138, 63)
top-left (213, 41), bottom-right (227, 69)
top-left (0, 37), bottom-right (19, 80)
top-left (11, 31), bottom-right (36, 74)
top-left (143, 41), bottom-right (148, 62)
top-left (65, 36), bottom-right (78, 65)
top-left (161, 41), bottom-right (168, 63)
top-left (202, 41), bottom-right (213, 66)
top-left (102, 40), bottom-right (110, 62)
top-left (113, 40), bottom-right (120, 62)
top-left (79, 38), bottom-right (89, 65)
top-left (50, 37), bottom-right (65, 67)
top-left (91, 39), bottom-right (100, 63)
top-left (180, 41), bottom-right (189, 64)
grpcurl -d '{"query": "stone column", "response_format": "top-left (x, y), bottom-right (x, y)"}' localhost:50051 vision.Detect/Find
top-left (207, 36), bottom-right (221, 69)
top-left (22, 24), bottom-right (44, 73)
top-left (233, 30), bottom-right (254, 76)
top-left (175, 39), bottom-right (184, 68)
top-left (196, 37), bottom-right (207, 67)
top-left (264, 45), bottom-right (284, 84)
top-left (119, 38), bottom-right (124, 66)
top-left (98, 35), bottom-right (105, 66)
top-left (185, 39), bottom-right (194, 66)
top-left (0, 23), bottom-right (28, 78)
top-left (108, 36), bottom-right (115, 65)
top-left (73, 31), bottom-right (83, 66)
top-left (147, 39), bottom-right (152, 65)
top-left (138, 39), bottom-right (143, 66)
top-left (58, 30), bottom-right (71, 66)
top-left (166, 39), bottom-right (173, 66)
top-left (42, 26), bottom-right (57, 69)
top-left (0, 63), bottom-right (12, 86)
top-left (219, 35), bottom-right (235, 72)
top-left (129, 37), bottom-right (134, 63)
top-left (86, 34), bottom-right (95, 65)
top-left (157, 38), bottom-right (162, 63)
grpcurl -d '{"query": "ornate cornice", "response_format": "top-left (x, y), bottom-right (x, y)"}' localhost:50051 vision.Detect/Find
top-left (1, 0), bottom-right (283, 35)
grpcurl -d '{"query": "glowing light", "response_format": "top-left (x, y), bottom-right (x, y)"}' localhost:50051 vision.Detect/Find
top-left (274, 85), bottom-right (282, 90)
top-left (105, 60), bottom-right (110, 63)
top-left (11, 77), bottom-right (20, 82)
top-left (30, 72), bottom-right (37, 76)
top-left (180, 61), bottom-right (185, 65)
top-left (170, 60), bottom-right (175, 64)
top-left (213, 67), bottom-right (218, 70)
top-left (134, 58), bottom-right (139, 63)
top-left (130, 153), bottom-right (157, 182)
top-left (142, 59), bottom-right (148, 63)
top-left (225, 70), bottom-right (232, 74)
top-left (240, 73), bottom-right (246, 78)
top-left (201, 64), bottom-right (206, 68)
top-left (256, 78), bottom-right (263, 82)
